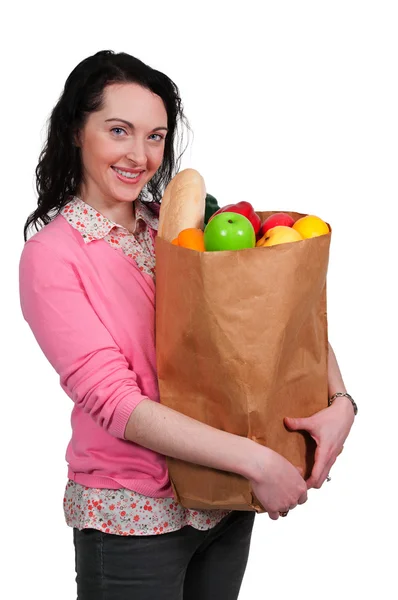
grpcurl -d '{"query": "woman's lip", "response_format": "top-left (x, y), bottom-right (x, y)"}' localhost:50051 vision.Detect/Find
top-left (112, 167), bottom-right (145, 184)
top-left (112, 166), bottom-right (144, 174)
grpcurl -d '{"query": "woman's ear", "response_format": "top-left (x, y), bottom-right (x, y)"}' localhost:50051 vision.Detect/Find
top-left (73, 130), bottom-right (81, 148)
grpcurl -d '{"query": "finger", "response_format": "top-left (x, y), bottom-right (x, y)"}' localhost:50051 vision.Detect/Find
top-left (313, 477), bottom-right (326, 490)
top-left (306, 447), bottom-right (329, 489)
top-left (317, 458), bottom-right (337, 488)
top-left (298, 491), bottom-right (308, 505)
top-left (306, 474), bottom-right (319, 489)
top-left (284, 416), bottom-right (313, 433)
top-left (268, 511), bottom-right (279, 521)
top-left (296, 466), bottom-right (304, 476)
top-left (309, 461), bottom-right (334, 489)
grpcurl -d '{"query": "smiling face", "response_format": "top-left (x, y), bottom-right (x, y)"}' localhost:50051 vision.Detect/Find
top-left (76, 82), bottom-right (168, 206)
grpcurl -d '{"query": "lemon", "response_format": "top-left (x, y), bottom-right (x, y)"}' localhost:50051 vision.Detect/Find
top-left (292, 215), bottom-right (329, 239)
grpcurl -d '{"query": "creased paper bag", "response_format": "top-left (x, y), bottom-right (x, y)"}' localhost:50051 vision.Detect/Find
top-left (155, 211), bottom-right (331, 512)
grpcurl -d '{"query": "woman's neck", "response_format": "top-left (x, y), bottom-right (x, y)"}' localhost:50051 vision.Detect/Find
top-left (76, 188), bottom-right (137, 233)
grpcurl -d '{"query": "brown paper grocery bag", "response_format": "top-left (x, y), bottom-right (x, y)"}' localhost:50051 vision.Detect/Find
top-left (155, 211), bottom-right (331, 513)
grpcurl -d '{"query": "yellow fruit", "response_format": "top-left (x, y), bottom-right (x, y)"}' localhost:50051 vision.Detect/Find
top-left (256, 225), bottom-right (303, 247)
top-left (292, 215), bottom-right (329, 238)
top-left (260, 226), bottom-right (303, 247)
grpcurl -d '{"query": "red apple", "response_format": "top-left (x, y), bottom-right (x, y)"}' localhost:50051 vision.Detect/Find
top-left (259, 212), bottom-right (295, 237)
top-left (209, 201), bottom-right (262, 235)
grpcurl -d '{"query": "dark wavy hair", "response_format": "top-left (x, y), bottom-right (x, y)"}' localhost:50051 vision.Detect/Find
top-left (24, 50), bottom-right (190, 241)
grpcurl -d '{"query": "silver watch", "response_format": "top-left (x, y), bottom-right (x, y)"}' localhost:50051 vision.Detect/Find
top-left (328, 392), bottom-right (358, 416)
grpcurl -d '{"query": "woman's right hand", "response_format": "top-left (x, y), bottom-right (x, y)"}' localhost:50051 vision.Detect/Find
top-left (126, 400), bottom-right (308, 519)
top-left (248, 445), bottom-right (308, 520)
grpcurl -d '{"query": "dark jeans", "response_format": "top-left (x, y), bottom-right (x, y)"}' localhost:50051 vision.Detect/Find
top-left (74, 510), bottom-right (255, 599)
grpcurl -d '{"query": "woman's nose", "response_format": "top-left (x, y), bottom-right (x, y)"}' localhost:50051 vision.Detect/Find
top-left (125, 139), bottom-right (147, 166)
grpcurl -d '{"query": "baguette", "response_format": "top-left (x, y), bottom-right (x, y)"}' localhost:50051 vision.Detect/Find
top-left (158, 169), bottom-right (206, 242)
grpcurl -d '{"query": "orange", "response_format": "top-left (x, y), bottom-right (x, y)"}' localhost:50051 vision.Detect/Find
top-left (171, 237), bottom-right (179, 246)
top-left (292, 215), bottom-right (329, 238)
top-left (177, 228), bottom-right (205, 251)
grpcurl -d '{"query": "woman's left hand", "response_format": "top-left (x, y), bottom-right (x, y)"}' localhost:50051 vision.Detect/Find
top-left (284, 397), bottom-right (355, 489)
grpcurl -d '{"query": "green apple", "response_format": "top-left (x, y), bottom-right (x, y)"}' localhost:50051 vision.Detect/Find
top-left (204, 212), bottom-right (256, 251)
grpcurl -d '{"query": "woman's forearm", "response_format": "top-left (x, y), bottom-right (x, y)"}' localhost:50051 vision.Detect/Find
top-left (125, 399), bottom-right (262, 482)
top-left (327, 342), bottom-right (347, 397)
top-left (124, 344), bottom-right (349, 482)
top-left (327, 343), bottom-right (355, 418)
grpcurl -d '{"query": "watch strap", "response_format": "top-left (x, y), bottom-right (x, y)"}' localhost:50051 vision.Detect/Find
top-left (328, 392), bottom-right (358, 416)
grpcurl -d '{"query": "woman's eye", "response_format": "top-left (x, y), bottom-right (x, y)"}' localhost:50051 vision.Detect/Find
top-left (149, 133), bottom-right (165, 142)
top-left (111, 127), bottom-right (126, 136)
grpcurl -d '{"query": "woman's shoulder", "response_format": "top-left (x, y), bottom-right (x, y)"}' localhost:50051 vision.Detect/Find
top-left (21, 214), bottom-right (84, 264)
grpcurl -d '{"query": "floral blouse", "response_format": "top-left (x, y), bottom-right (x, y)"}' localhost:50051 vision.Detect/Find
top-left (61, 196), bottom-right (230, 535)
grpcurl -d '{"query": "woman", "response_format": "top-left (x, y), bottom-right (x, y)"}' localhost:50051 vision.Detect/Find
top-left (19, 50), bottom-right (356, 599)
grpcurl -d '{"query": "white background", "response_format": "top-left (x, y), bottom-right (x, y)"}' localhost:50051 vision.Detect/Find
top-left (1, 1), bottom-right (397, 598)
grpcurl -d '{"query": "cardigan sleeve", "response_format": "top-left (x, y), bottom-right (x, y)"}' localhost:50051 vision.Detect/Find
top-left (19, 239), bottom-right (149, 439)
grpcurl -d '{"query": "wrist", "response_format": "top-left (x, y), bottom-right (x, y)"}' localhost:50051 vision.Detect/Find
top-left (328, 392), bottom-right (357, 417)
top-left (240, 438), bottom-right (273, 483)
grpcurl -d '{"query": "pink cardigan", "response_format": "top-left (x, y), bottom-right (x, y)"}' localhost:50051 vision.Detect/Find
top-left (19, 214), bottom-right (173, 497)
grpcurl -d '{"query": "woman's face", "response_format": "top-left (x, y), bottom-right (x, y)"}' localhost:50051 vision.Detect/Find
top-left (77, 82), bottom-right (168, 205)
